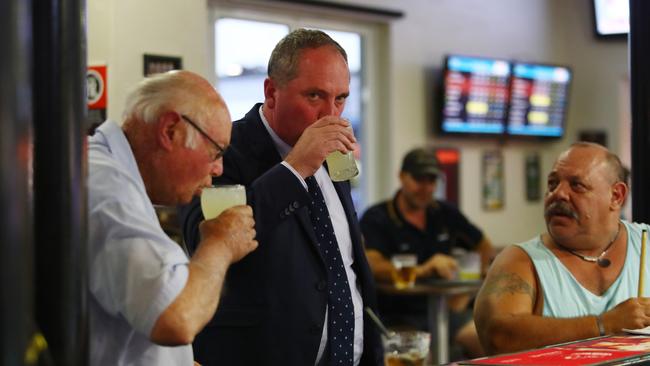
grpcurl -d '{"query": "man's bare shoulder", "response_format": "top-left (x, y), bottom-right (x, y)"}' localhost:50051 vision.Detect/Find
top-left (478, 245), bottom-right (538, 303)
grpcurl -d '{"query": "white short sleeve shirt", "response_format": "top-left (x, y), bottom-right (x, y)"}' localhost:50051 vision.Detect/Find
top-left (87, 120), bottom-right (192, 365)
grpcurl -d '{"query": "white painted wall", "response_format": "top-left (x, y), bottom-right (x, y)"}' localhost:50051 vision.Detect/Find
top-left (88, 0), bottom-right (210, 120)
top-left (87, 0), bottom-right (628, 245)
top-left (337, 0), bottom-right (628, 245)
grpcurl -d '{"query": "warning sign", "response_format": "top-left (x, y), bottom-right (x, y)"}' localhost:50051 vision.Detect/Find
top-left (87, 65), bottom-right (107, 109)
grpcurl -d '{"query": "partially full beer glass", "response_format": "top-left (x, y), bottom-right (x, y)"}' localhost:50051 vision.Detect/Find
top-left (383, 331), bottom-right (430, 366)
top-left (200, 184), bottom-right (246, 220)
top-left (325, 126), bottom-right (359, 182)
top-left (391, 254), bottom-right (418, 289)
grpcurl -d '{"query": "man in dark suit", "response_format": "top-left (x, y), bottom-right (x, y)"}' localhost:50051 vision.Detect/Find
top-left (180, 29), bottom-right (383, 366)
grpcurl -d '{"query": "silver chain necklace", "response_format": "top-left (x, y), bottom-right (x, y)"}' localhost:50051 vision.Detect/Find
top-left (553, 223), bottom-right (621, 268)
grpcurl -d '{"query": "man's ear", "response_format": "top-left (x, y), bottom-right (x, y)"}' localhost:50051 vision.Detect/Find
top-left (398, 171), bottom-right (407, 185)
top-left (610, 181), bottom-right (628, 210)
top-left (263, 78), bottom-right (277, 109)
top-left (157, 111), bottom-right (182, 151)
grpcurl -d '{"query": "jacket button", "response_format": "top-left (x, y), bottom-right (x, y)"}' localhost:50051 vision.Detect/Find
top-left (284, 208), bottom-right (291, 216)
top-left (316, 281), bottom-right (327, 291)
top-left (292, 201), bottom-right (300, 209)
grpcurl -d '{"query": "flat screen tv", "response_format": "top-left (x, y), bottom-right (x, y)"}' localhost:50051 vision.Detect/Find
top-left (593, 0), bottom-right (629, 38)
top-left (506, 62), bottom-right (572, 139)
top-left (439, 55), bottom-right (510, 136)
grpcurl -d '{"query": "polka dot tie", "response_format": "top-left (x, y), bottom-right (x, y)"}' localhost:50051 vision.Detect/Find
top-left (305, 176), bottom-right (354, 366)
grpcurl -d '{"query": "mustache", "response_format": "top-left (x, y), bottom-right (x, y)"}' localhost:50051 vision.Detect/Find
top-left (545, 201), bottom-right (579, 220)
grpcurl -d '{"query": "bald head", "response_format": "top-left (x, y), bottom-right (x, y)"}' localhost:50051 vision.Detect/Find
top-left (557, 142), bottom-right (626, 185)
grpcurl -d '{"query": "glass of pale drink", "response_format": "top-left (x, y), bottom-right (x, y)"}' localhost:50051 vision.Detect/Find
top-left (452, 248), bottom-right (481, 280)
top-left (383, 331), bottom-right (430, 366)
top-left (325, 126), bottom-right (359, 182)
top-left (391, 254), bottom-right (418, 289)
top-left (200, 184), bottom-right (246, 220)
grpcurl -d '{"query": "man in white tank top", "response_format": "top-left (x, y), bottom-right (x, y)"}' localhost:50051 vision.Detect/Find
top-left (474, 142), bottom-right (650, 355)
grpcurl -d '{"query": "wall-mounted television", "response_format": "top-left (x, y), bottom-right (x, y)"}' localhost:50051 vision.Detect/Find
top-left (506, 62), bottom-right (572, 139)
top-left (439, 55), bottom-right (510, 136)
top-left (593, 0), bottom-right (629, 38)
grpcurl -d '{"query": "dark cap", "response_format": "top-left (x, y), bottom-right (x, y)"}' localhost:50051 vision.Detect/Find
top-left (401, 148), bottom-right (440, 178)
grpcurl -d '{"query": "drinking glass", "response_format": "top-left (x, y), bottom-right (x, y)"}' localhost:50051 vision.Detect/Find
top-left (453, 249), bottom-right (481, 280)
top-left (383, 330), bottom-right (430, 366)
top-left (391, 254), bottom-right (418, 289)
top-left (325, 126), bottom-right (359, 182)
top-left (200, 184), bottom-right (246, 220)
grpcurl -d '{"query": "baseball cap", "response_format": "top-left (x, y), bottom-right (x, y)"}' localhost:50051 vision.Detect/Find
top-left (401, 148), bottom-right (440, 178)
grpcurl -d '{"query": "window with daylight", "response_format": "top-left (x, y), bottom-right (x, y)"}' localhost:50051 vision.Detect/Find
top-left (214, 16), bottom-right (368, 210)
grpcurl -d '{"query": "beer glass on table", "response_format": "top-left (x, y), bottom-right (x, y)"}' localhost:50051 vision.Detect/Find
top-left (383, 330), bottom-right (430, 366)
top-left (391, 254), bottom-right (418, 289)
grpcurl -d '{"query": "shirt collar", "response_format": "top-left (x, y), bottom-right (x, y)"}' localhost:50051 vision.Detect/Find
top-left (388, 190), bottom-right (439, 228)
top-left (258, 105), bottom-right (292, 159)
top-left (92, 120), bottom-right (146, 192)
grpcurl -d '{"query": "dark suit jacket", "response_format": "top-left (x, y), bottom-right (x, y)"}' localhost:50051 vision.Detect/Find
top-left (180, 104), bottom-right (383, 366)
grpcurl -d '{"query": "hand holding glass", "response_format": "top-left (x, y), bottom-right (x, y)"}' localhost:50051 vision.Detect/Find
top-left (325, 126), bottom-right (359, 182)
top-left (200, 185), bottom-right (246, 220)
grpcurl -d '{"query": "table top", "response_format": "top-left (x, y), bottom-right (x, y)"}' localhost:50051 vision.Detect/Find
top-left (377, 278), bottom-right (483, 296)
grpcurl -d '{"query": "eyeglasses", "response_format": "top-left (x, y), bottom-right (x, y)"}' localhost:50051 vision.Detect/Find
top-left (180, 114), bottom-right (227, 161)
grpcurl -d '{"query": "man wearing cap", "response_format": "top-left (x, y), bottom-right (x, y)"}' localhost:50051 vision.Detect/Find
top-left (359, 147), bottom-right (494, 359)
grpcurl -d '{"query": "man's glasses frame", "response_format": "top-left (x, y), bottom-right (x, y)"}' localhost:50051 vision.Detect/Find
top-left (180, 114), bottom-right (227, 161)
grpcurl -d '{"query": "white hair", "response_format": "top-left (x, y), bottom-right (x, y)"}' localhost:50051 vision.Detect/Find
top-left (122, 71), bottom-right (217, 149)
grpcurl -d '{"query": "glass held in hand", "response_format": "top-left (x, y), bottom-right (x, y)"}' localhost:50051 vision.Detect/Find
top-left (325, 126), bottom-right (359, 182)
top-left (200, 184), bottom-right (246, 220)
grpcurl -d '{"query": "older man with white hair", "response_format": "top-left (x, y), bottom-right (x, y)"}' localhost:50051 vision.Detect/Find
top-left (88, 71), bottom-right (258, 365)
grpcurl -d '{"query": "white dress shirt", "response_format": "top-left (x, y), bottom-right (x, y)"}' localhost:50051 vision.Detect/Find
top-left (258, 107), bottom-right (364, 366)
top-left (87, 120), bottom-right (192, 365)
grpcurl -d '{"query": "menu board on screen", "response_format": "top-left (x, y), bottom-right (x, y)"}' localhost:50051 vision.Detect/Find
top-left (440, 55), bottom-right (510, 135)
top-left (506, 63), bottom-right (571, 138)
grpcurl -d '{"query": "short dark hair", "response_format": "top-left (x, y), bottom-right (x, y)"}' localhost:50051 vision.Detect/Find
top-left (268, 28), bottom-right (347, 86)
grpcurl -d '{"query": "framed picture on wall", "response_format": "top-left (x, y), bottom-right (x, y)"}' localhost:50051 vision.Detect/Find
top-left (525, 152), bottom-right (541, 201)
top-left (482, 150), bottom-right (504, 210)
top-left (578, 129), bottom-right (608, 147)
top-left (143, 54), bottom-right (182, 76)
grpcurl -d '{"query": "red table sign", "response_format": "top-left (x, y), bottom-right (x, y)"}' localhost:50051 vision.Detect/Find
top-left (460, 336), bottom-right (650, 365)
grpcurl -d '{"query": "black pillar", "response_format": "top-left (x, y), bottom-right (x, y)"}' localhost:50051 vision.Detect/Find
top-left (630, 0), bottom-right (650, 223)
top-left (0, 0), bottom-right (34, 364)
top-left (32, 0), bottom-right (88, 364)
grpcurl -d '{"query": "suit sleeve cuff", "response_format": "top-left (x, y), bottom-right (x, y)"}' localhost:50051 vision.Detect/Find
top-left (280, 161), bottom-right (307, 190)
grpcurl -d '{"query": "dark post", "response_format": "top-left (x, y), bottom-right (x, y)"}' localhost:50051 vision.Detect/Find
top-left (630, 0), bottom-right (650, 223)
top-left (0, 0), bottom-right (34, 364)
top-left (32, 0), bottom-right (88, 364)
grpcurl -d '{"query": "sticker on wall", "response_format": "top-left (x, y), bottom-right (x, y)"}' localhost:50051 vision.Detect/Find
top-left (87, 65), bottom-right (107, 135)
top-left (87, 65), bottom-right (107, 109)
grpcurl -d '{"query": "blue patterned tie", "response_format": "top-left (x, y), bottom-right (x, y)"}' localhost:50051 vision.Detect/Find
top-left (305, 175), bottom-right (355, 366)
